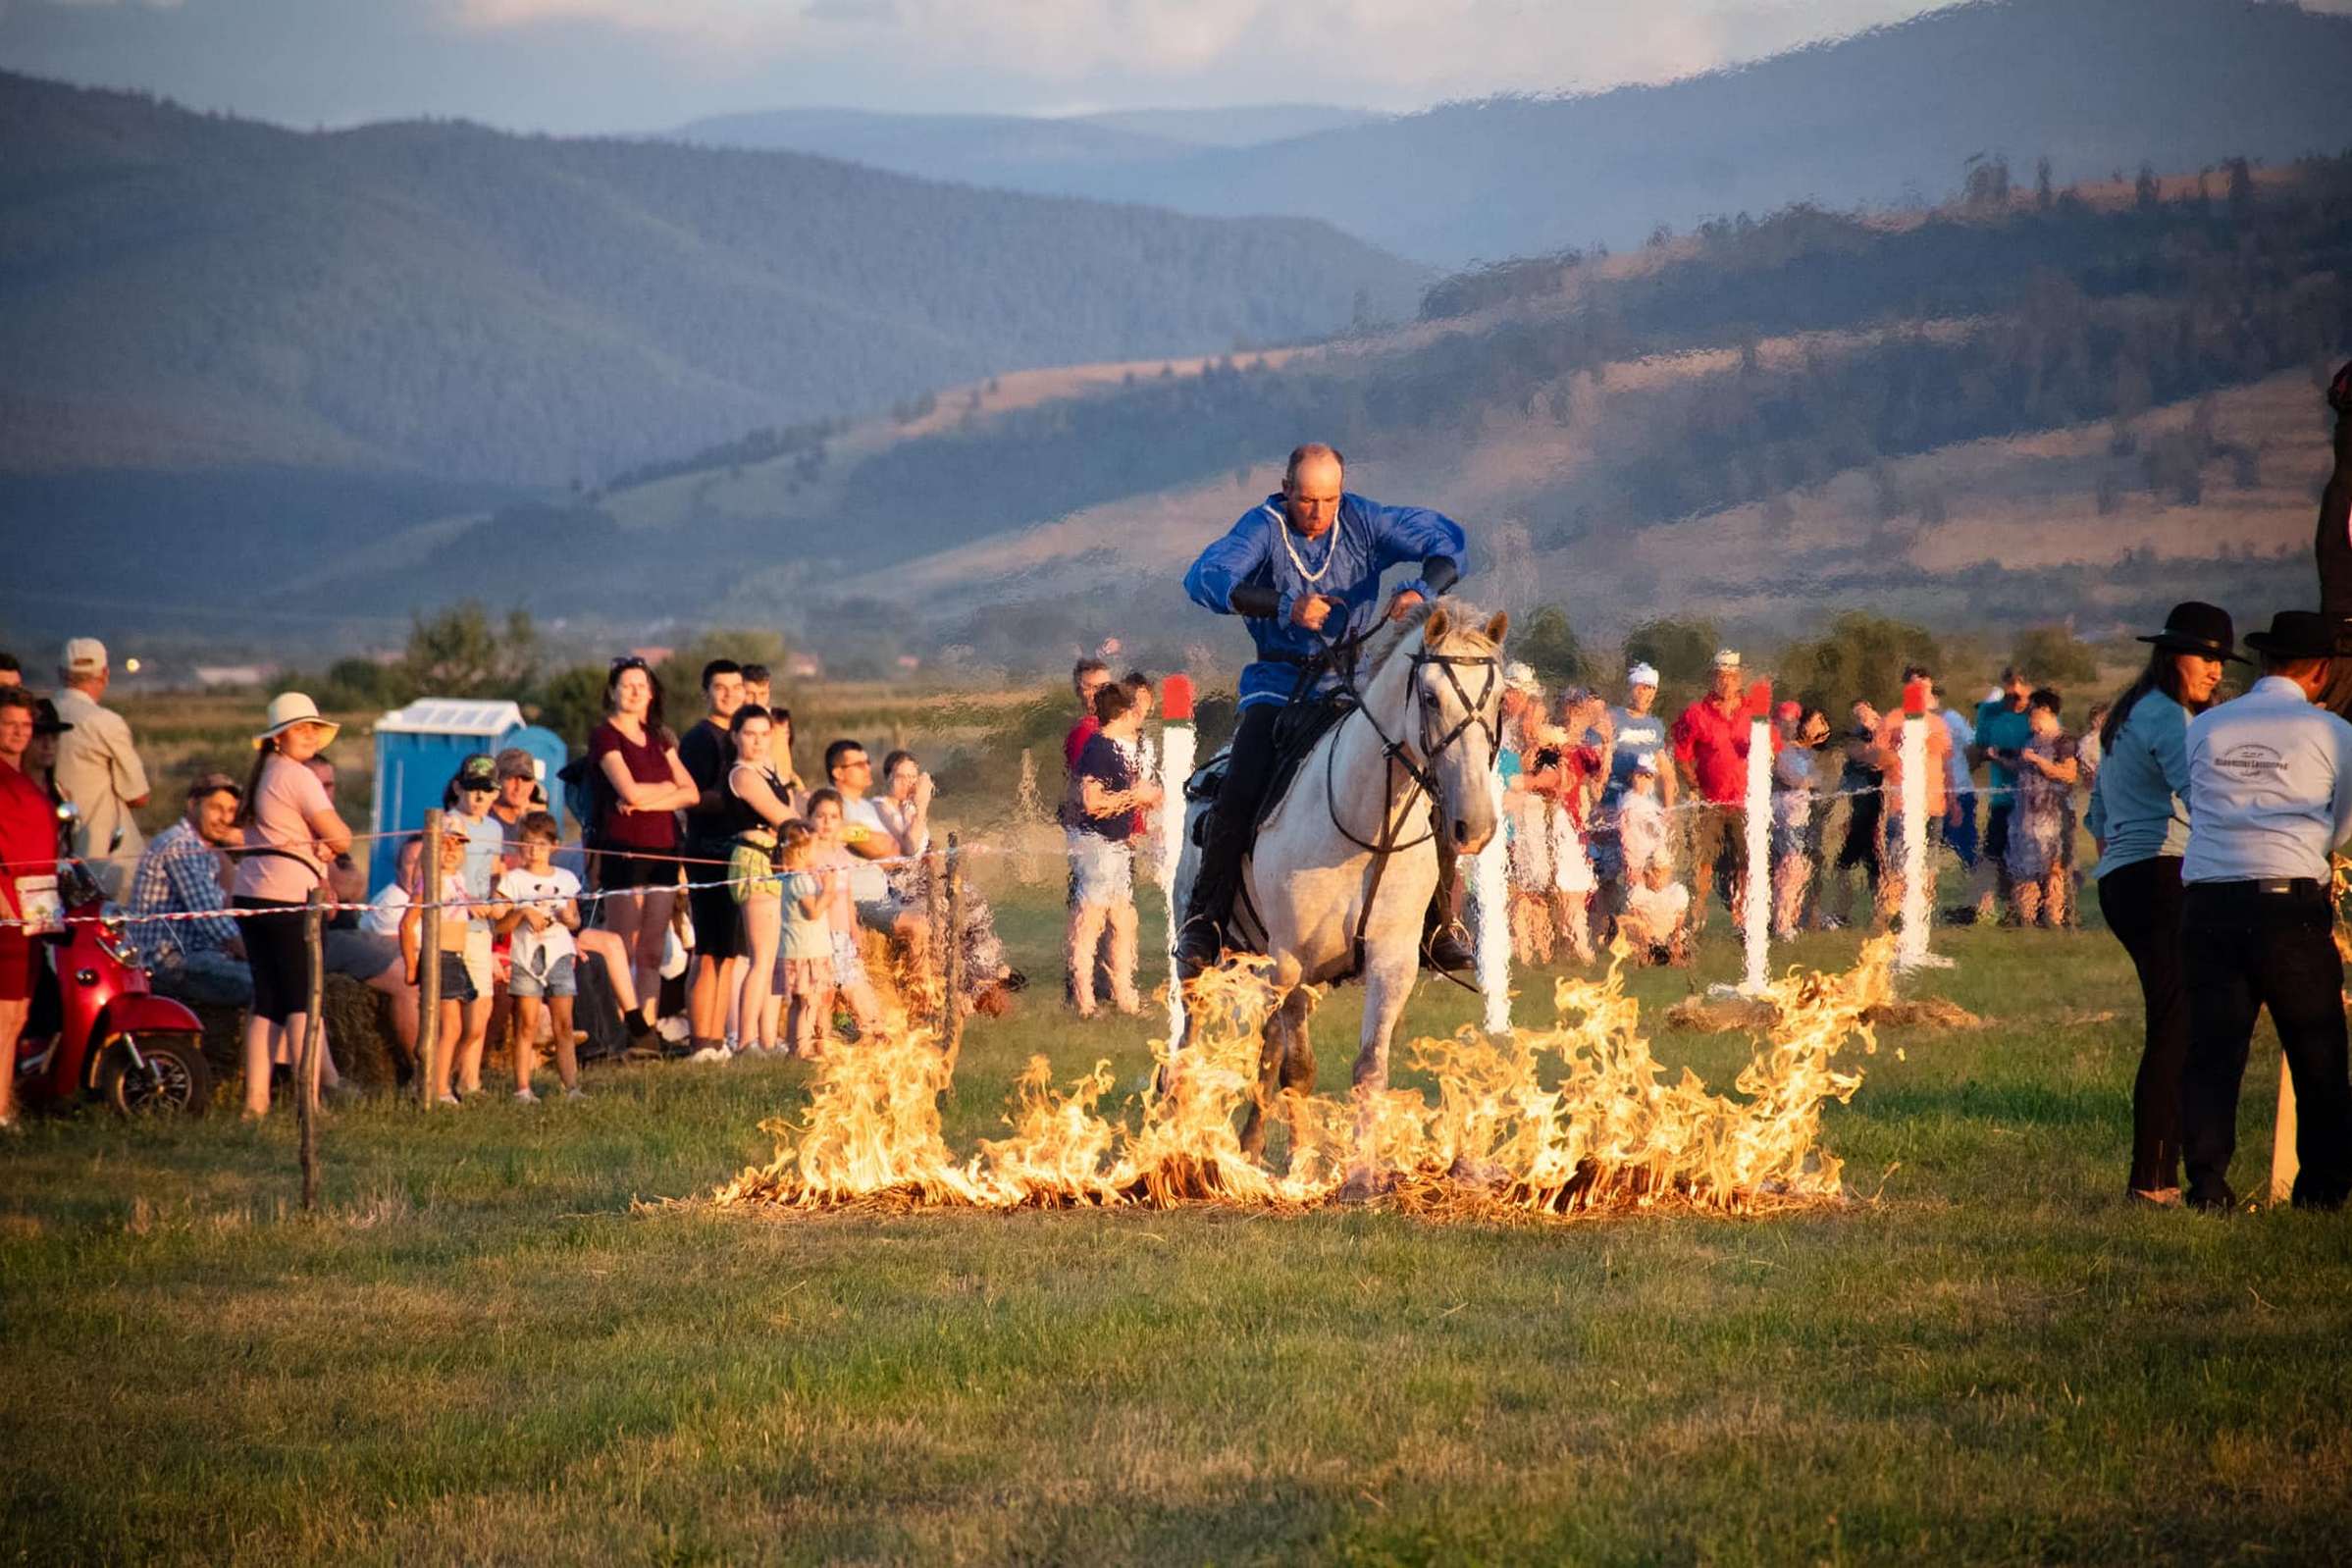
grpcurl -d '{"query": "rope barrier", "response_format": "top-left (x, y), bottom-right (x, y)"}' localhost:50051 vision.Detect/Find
top-left (0, 841), bottom-right (1007, 931)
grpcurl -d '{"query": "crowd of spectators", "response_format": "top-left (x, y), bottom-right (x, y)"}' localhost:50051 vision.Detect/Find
top-left (0, 641), bottom-right (1026, 1119)
top-left (1490, 647), bottom-right (2117, 971)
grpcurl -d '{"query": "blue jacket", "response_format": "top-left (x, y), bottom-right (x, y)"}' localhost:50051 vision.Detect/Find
top-left (1183, 492), bottom-right (1468, 709)
top-left (2085, 689), bottom-right (2191, 878)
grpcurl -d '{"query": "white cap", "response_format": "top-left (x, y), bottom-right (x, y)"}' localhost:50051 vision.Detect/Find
top-left (1627, 661), bottom-right (1659, 689)
top-left (62, 637), bottom-right (107, 675)
top-left (1502, 661), bottom-right (1543, 696)
top-left (1713, 648), bottom-right (1743, 671)
top-left (1631, 751), bottom-right (1658, 775)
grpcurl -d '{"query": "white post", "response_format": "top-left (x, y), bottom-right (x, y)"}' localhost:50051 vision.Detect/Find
top-left (1740, 696), bottom-right (1771, 996)
top-left (1896, 677), bottom-right (1947, 972)
top-left (2271, 1059), bottom-right (2300, 1203)
top-left (1158, 675), bottom-right (1196, 1045)
top-left (1474, 763), bottom-right (1511, 1033)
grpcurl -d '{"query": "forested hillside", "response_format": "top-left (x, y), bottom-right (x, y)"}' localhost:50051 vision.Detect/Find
top-left (413, 146), bottom-right (2345, 670)
top-left (0, 72), bottom-right (1422, 486)
top-left (672, 0), bottom-right (2352, 269)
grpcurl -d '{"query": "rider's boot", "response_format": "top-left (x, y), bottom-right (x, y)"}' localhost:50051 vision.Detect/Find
top-left (1422, 848), bottom-right (1476, 972)
top-left (1176, 810), bottom-right (1249, 977)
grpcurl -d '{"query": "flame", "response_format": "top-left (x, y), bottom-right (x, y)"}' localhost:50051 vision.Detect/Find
top-left (713, 940), bottom-right (1897, 1221)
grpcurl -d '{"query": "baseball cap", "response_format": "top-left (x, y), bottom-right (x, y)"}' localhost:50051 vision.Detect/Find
top-left (1502, 661), bottom-right (1543, 697)
top-left (1713, 648), bottom-right (1743, 671)
top-left (1774, 700), bottom-right (1802, 723)
top-left (494, 747), bottom-right (539, 782)
top-left (456, 754), bottom-right (497, 789)
top-left (1627, 662), bottom-right (1659, 688)
top-left (31, 698), bottom-right (73, 736)
top-left (63, 637), bottom-right (107, 675)
top-left (185, 770), bottom-right (242, 800)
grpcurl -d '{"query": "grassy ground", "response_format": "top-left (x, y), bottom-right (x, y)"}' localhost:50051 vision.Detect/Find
top-left (3, 883), bottom-right (2348, 1566)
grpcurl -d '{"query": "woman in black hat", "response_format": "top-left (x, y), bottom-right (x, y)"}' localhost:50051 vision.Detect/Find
top-left (2085, 601), bottom-right (2240, 1204)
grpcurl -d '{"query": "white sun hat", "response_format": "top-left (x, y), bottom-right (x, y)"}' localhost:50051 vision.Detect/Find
top-left (253, 692), bottom-right (341, 749)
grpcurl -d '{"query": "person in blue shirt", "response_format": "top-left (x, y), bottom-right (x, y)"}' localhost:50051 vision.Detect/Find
top-left (1968, 666), bottom-right (2034, 921)
top-left (2178, 610), bottom-right (2352, 1212)
top-left (2085, 601), bottom-right (2237, 1205)
top-left (1176, 443), bottom-right (1469, 975)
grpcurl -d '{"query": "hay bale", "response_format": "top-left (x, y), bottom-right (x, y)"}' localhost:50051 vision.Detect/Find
top-left (1862, 996), bottom-right (1981, 1029)
top-left (1666, 993), bottom-right (1981, 1034)
top-left (186, 976), bottom-right (408, 1095)
top-left (1665, 996), bottom-right (1778, 1033)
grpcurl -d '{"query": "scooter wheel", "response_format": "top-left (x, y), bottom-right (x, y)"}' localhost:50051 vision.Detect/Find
top-left (99, 1033), bottom-right (214, 1119)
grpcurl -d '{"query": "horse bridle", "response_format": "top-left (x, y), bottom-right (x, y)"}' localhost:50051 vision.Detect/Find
top-left (1320, 631), bottom-right (1501, 857)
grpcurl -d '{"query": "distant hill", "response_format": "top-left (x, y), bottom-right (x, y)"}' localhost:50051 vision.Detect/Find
top-left (676, 0), bottom-right (2352, 267)
top-left (225, 152), bottom-right (2349, 675)
top-left (0, 72), bottom-right (1424, 486)
top-left (670, 103), bottom-right (1390, 185)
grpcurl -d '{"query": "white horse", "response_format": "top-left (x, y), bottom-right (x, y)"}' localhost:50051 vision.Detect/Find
top-left (1174, 599), bottom-right (1507, 1197)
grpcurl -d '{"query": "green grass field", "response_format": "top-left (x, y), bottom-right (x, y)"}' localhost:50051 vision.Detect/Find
top-left (4, 886), bottom-right (2348, 1566)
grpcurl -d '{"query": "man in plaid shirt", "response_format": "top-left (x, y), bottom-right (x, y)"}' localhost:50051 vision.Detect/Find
top-left (126, 773), bottom-right (249, 1006)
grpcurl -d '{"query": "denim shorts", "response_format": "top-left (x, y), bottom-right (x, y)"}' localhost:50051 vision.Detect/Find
top-left (1070, 833), bottom-right (1133, 907)
top-left (507, 953), bottom-right (576, 1000)
top-left (434, 947), bottom-right (477, 1004)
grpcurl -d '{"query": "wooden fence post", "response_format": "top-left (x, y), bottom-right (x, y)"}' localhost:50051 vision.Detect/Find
top-left (924, 846), bottom-right (948, 1037)
top-left (418, 810), bottom-right (444, 1109)
top-left (944, 832), bottom-right (966, 1071)
top-left (298, 888), bottom-right (326, 1211)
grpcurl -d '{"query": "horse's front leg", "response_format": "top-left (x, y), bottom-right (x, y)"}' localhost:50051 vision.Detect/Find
top-left (1339, 947), bottom-right (1418, 1202)
top-left (1238, 989), bottom-right (1292, 1162)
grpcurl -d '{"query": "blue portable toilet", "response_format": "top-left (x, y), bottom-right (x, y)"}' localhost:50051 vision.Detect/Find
top-left (367, 698), bottom-right (572, 891)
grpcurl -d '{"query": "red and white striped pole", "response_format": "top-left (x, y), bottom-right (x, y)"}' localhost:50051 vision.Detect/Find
top-left (1158, 673), bottom-right (1196, 1043)
top-left (1897, 675), bottom-right (1948, 972)
top-left (1740, 678), bottom-right (1773, 996)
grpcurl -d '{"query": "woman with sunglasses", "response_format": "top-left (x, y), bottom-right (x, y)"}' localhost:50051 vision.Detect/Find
top-left (588, 658), bottom-right (698, 1023)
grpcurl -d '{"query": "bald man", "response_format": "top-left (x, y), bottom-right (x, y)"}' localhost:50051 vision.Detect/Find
top-left (1177, 443), bottom-right (1471, 975)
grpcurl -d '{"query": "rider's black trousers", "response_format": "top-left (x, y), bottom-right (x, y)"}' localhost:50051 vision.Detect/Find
top-left (1210, 704), bottom-right (1283, 833)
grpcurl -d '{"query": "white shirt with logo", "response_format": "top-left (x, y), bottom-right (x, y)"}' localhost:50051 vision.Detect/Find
top-left (496, 866), bottom-right (580, 973)
top-left (2181, 676), bottom-right (2352, 883)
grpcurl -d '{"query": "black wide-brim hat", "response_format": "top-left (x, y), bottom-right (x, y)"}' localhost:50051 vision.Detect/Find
top-left (2243, 610), bottom-right (2337, 662)
top-left (2138, 601), bottom-right (2247, 663)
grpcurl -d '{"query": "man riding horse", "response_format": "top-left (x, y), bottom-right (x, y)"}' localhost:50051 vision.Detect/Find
top-left (1176, 443), bottom-right (1475, 977)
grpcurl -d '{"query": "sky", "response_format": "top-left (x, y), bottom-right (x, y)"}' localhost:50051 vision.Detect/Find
top-left (0, 0), bottom-right (1993, 132)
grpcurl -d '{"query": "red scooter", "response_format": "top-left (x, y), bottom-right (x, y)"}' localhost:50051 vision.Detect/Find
top-left (14, 814), bottom-right (213, 1118)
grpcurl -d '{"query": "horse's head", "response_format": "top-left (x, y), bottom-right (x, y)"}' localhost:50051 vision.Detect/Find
top-left (1407, 601), bottom-right (1509, 857)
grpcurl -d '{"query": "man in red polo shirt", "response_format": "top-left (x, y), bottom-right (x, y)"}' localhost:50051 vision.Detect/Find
top-left (1671, 648), bottom-right (1753, 932)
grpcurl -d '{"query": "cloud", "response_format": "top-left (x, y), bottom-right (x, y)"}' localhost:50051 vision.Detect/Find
top-left (442, 0), bottom-right (1936, 100)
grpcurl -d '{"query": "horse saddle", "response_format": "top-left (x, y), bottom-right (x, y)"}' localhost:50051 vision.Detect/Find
top-left (1182, 691), bottom-right (1354, 842)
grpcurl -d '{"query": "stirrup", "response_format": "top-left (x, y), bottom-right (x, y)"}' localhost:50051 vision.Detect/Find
top-left (1423, 921), bottom-right (1476, 973)
top-left (1173, 915), bottom-right (1226, 978)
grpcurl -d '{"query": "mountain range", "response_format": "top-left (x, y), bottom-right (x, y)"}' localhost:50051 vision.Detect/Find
top-left (673, 0), bottom-right (2352, 267)
top-left (0, 71), bottom-right (1420, 489)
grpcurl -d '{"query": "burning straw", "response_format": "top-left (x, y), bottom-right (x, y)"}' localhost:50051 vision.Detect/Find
top-left (711, 939), bottom-right (1898, 1222)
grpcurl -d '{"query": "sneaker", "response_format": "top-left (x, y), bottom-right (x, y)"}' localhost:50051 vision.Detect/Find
top-left (563, 1086), bottom-right (587, 1102)
top-left (513, 1088), bottom-right (540, 1105)
top-left (687, 1044), bottom-right (730, 1065)
top-left (437, 1093), bottom-right (461, 1108)
top-left (656, 1015), bottom-right (692, 1044)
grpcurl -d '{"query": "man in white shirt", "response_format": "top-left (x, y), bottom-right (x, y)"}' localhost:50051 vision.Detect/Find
top-left (51, 638), bottom-right (150, 901)
top-left (2179, 610), bottom-right (2352, 1211)
top-left (824, 738), bottom-right (930, 950)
